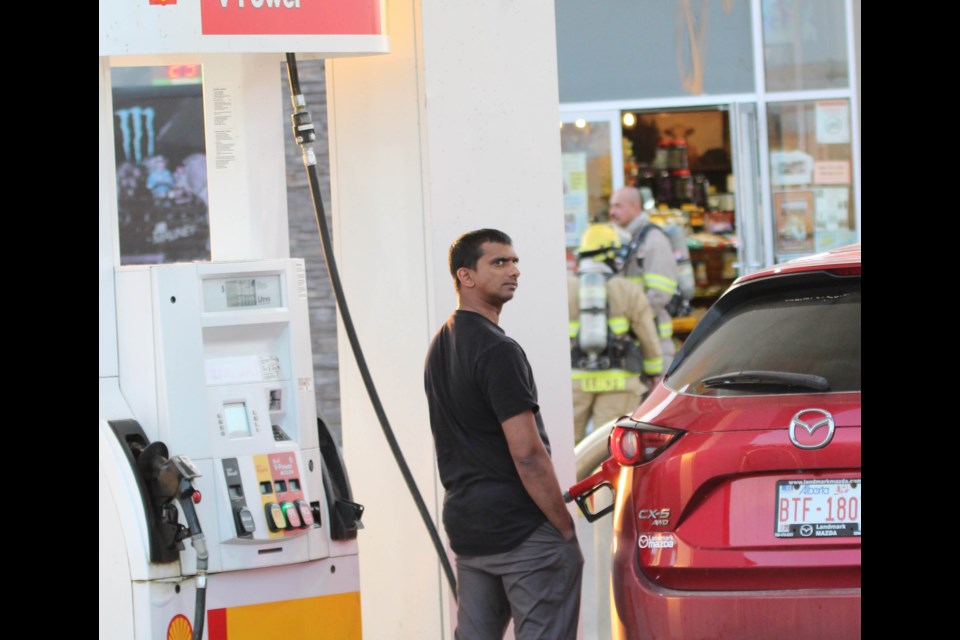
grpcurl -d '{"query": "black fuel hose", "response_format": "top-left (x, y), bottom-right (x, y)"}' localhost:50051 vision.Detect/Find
top-left (177, 481), bottom-right (209, 640)
top-left (192, 573), bottom-right (206, 640)
top-left (284, 53), bottom-right (457, 601)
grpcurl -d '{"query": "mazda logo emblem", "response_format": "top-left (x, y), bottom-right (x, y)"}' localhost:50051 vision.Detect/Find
top-left (788, 409), bottom-right (835, 450)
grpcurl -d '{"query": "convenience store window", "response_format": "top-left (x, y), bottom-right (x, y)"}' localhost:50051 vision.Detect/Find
top-left (762, 0), bottom-right (850, 92)
top-left (555, 0), bottom-right (755, 102)
top-left (767, 99), bottom-right (856, 262)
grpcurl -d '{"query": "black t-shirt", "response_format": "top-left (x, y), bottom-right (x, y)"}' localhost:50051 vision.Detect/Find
top-left (424, 310), bottom-right (551, 556)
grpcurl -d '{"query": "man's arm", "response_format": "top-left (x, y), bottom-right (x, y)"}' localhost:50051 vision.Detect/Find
top-left (502, 410), bottom-right (577, 541)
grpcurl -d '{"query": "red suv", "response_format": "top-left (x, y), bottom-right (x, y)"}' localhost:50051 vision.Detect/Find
top-left (569, 244), bottom-right (861, 639)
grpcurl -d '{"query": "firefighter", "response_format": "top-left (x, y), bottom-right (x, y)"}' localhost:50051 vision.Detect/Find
top-left (608, 186), bottom-right (681, 370)
top-left (568, 223), bottom-right (663, 443)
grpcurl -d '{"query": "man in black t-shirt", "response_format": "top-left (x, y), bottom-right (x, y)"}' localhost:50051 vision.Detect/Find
top-left (424, 229), bottom-right (583, 639)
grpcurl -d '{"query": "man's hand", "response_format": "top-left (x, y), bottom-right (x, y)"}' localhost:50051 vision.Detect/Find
top-left (502, 411), bottom-right (577, 541)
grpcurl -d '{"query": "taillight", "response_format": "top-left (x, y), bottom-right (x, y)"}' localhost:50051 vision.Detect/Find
top-left (610, 419), bottom-right (680, 466)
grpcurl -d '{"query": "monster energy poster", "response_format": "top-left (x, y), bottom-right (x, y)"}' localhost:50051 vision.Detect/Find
top-left (112, 65), bottom-right (210, 265)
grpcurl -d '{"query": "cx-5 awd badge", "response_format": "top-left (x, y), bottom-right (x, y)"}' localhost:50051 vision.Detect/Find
top-left (788, 408), bottom-right (835, 450)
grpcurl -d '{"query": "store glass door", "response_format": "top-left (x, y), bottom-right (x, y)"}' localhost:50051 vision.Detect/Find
top-left (620, 105), bottom-right (746, 311)
top-left (559, 110), bottom-right (621, 271)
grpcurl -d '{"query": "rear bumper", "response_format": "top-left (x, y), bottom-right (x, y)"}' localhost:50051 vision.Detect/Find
top-left (610, 566), bottom-right (861, 640)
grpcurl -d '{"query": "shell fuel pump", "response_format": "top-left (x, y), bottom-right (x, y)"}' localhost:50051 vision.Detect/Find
top-left (100, 260), bottom-right (364, 639)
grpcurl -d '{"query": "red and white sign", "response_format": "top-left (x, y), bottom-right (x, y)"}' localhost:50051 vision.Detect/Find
top-left (201, 0), bottom-right (382, 36)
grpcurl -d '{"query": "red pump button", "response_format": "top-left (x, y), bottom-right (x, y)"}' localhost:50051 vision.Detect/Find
top-left (296, 500), bottom-right (315, 527)
top-left (282, 502), bottom-right (302, 528)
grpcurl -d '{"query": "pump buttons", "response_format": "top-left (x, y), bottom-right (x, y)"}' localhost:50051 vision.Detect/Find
top-left (265, 502), bottom-right (287, 532)
top-left (296, 499), bottom-right (315, 527)
top-left (282, 502), bottom-right (303, 528)
top-left (235, 507), bottom-right (256, 535)
top-left (266, 501), bottom-right (314, 531)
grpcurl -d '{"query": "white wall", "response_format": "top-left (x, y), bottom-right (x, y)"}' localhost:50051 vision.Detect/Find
top-left (327, 1), bottom-right (576, 638)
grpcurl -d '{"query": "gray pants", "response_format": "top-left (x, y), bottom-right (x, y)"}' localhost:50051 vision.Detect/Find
top-left (454, 522), bottom-right (584, 640)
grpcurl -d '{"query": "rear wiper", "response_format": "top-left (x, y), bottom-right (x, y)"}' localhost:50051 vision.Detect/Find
top-left (701, 370), bottom-right (830, 391)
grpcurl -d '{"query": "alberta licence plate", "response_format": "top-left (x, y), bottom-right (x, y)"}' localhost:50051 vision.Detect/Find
top-left (775, 479), bottom-right (861, 538)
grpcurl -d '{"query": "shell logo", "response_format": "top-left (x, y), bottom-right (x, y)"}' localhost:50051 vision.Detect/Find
top-left (167, 614), bottom-right (193, 640)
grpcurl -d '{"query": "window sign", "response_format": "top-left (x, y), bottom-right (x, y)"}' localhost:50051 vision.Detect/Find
top-left (770, 150), bottom-right (814, 187)
top-left (563, 153), bottom-right (589, 247)
top-left (815, 101), bottom-right (851, 144)
top-left (773, 190), bottom-right (815, 254)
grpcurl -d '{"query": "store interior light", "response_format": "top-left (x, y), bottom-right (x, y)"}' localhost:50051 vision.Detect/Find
top-left (575, 118), bottom-right (587, 129)
top-left (622, 112), bottom-right (636, 127)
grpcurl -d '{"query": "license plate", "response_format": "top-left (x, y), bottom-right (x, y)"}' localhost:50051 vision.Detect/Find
top-left (775, 479), bottom-right (861, 538)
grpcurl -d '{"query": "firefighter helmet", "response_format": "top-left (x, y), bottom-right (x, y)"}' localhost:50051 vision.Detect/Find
top-left (577, 223), bottom-right (622, 263)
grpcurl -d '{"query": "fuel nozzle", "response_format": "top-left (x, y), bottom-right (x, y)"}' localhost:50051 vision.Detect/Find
top-left (152, 452), bottom-right (209, 640)
top-left (563, 456), bottom-right (621, 523)
top-left (120, 429), bottom-right (210, 640)
top-left (139, 444), bottom-right (208, 567)
top-left (166, 455), bottom-right (209, 570)
top-left (168, 455), bottom-right (205, 538)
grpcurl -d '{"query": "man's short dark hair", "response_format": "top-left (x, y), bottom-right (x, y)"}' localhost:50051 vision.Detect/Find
top-left (448, 228), bottom-right (513, 291)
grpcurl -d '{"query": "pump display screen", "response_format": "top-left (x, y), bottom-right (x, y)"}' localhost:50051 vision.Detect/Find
top-left (203, 274), bottom-right (283, 312)
top-left (225, 279), bottom-right (258, 308)
top-left (223, 402), bottom-right (251, 437)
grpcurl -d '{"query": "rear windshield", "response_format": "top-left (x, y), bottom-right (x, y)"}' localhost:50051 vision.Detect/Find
top-left (668, 274), bottom-right (861, 395)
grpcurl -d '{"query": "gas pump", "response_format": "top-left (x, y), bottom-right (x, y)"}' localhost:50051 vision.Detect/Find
top-left (101, 260), bottom-right (364, 639)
